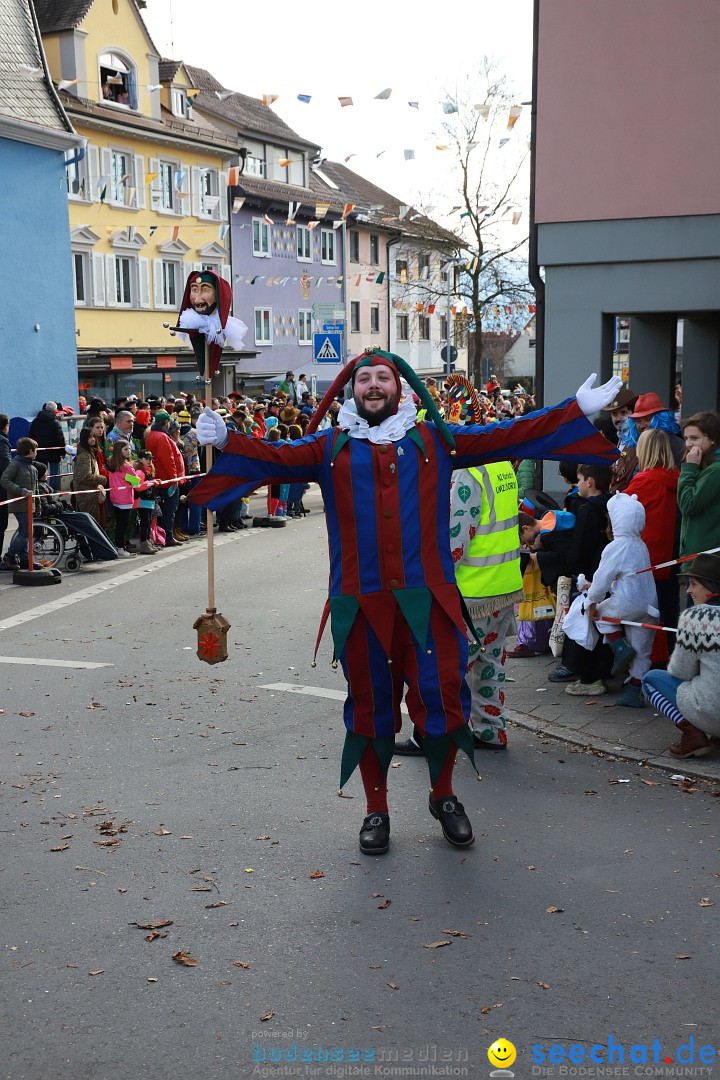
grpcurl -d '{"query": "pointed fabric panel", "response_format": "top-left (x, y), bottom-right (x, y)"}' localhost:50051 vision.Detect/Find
top-left (339, 732), bottom-right (369, 790)
top-left (329, 595), bottom-right (360, 659)
top-left (393, 587), bottom-right (433, 650)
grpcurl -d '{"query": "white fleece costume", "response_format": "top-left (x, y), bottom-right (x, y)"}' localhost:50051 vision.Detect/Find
top-left (586, 492), bottom-right (659, 681)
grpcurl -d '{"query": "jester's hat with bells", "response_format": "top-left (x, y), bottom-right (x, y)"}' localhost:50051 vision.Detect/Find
top-left (307, 350), bottom-right (478, 790)
top-left (178, 270), bottom-right (232, 378)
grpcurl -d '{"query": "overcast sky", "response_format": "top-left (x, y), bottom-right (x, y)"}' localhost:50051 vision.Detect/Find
top-left (142, 0), bottom-right (534, 221)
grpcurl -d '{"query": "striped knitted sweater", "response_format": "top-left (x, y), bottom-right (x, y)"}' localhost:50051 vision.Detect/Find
top-left (668, 600), bottom-right (720, 735)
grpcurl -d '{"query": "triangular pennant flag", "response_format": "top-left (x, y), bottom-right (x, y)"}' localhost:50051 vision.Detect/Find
top-left (499, 138), bottom-right (510, 148)
top-left (308, 220), bottom-right (319, 230)
top-left (427, 303), bottom-right (435, 314)
top-left (145, 171), bottom-right (158, 185)
top-left (435, 145), bottom-right (449, 151)
top-left (338, 96), bottom-right (353, 107)
top-left (332, 220), bottom-right (343, 230)
top-left (408, 101), bottom-right (419, 109)
top-left (215, 90), bottom-right (234, 101)
top-left (341, 203), bottom-right (354, 220)
top-left (507, 105), bottom-right (522, 129)
top-left (219, 223), bottom-right (230, 239)
top-left (232, 196), bottom-right (245, 212)
top-left (343, 153), bottom-right (356, 163)
top-left (442, 99), bottom-right (458, 114)
top-left (19, 65), bottom-right (43, 78)
top-left (376, 150), bottom-right (387, 158)
top-left (171, 226), bottom-right (180, 242)
top-left (263, 213), bottom-right (274, 225)
top-left (227, 166), bottom-right (241, 185)
top-left (397, 205), bottom-right (410, 220)
top-left (403, 149), bottom-right (415, 160)
top-left (512, 210), bottom-right (522, 225)
top-left (127, 225), bottom-right (135, 242)
top-left (374, 88), bottom-right (392, 100)
top-left (355, 275), bottom-right (362, 287)
top-left (375, 271), bottom-right (385, 284)
top-left (174, 169), bottom-right (184, 191)
top-left (315, 203), bottom-right (329, 219)
top-left (58, 78), bottom-right (80, 90)
top-left (475, 103), bottom-right (491, 119)
top-left (147, 84), bottom-right (162, 92)
top-left (297, 93), bottom-right (311, 103)
top-left (262, 94), bottom-right (278, 106)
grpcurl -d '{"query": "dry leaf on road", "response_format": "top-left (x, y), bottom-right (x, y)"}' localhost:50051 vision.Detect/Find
top-left (309, 870), bottom-right (325, 879)
top-left (378, 899), bottom-right (391, 909)
top-left (132, 920), bottom-right (173, 930)
top-left (537, 981), bottom-right (551, 989)
top-left (699, 898), bottom-right (714, 907)
top-left (546, 906), bottom-right (564, 914)
top-left (441, 929), bottom-right (466, 937)
top-left (423, 941), bottom-right (451, 949)
top-left (154, 827), bottom-right (171, 836)
top-left (260, 1010), bottom-right (275, 1021)
top-left (172, 951), bottom-right (197, 967)
top-left (50, 844), bottom-right (70, 852)
top-left (233, 961), bottom-right (251, 969)
top-left (387, 982), bottom-right (399, 990)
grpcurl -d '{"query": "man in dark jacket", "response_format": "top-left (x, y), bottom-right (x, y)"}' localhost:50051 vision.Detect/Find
top-left (27, 402), bottom-right (66, 490)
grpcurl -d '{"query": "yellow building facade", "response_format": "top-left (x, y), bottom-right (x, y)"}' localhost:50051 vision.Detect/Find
top-left (37, 0), bottom-right (244, 402)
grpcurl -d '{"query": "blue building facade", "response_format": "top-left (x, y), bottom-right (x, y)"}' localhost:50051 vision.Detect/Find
top-left (230, 182), bottom-right (347, 387)
top-left (0, 136), bottom-right (79, 418)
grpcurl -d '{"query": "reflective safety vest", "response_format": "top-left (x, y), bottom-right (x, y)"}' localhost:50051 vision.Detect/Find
top-left (454, 462), bottom-right (523, 599)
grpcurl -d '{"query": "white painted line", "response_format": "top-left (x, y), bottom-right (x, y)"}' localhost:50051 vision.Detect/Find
top-left (0, 532), bottom-right (250, 635)
top-left (0, 656), bottom-right (112, 669)
top-left (261, 682), bottom-right (409, 714)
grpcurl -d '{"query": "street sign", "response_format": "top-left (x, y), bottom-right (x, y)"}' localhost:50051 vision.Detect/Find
top-left (313, 331), bottom-right (343, 363)
top-left (441, 345), bottom-right (458, 363)
top-left (312, 304), bottom-right (337, 318)
top-left (322, 322), bottom-right (344, 332)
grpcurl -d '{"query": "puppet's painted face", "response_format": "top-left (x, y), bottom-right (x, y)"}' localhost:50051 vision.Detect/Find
top-left (189, 279), bottom-right (217, 314)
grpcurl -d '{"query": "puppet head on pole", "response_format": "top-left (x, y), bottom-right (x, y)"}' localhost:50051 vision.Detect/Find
top-left (177, 269), bottom-right (246, 379)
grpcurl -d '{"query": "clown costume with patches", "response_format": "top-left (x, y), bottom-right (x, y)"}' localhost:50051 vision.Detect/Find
top-left (193, 350), bottom-right (621, 854)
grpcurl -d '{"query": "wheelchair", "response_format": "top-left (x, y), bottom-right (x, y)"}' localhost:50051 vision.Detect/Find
top-left (11, 517), bottom-right (91, 572)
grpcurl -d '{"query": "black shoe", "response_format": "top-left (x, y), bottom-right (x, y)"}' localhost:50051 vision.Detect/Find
top-left (359, 812), bottom-right (390, 855)
top-left (233, 520), bottom-right (247, 529)
top-left (394, 737), bottom-right (424, 756)
top-left (218, 524), bottom-right (232, 533)
top-left (428, 795), bottom-right (474, 847)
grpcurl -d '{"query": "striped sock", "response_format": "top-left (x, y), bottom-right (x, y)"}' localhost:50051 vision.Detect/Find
top-left (645, 687), bottom-right (686, 727)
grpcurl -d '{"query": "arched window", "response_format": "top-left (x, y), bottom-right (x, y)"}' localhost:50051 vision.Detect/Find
top-left (98, 50), bottom-right (137, 110)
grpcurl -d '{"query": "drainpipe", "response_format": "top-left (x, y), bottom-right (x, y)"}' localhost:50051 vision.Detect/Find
top-left (64, 141), bottom-right (87, 168)
top-left (528, 0), bottom-right (545, 409)
top-left (386, 232), bottom-right (402, 353)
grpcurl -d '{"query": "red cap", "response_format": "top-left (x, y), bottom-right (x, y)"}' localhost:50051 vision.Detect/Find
top-left (631, 392), bottom-right (666, 418)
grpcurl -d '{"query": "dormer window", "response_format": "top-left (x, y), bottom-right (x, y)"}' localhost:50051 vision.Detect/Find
top-left (171, 88), bottom-right (189, 119)
top-left (99, 50), bottom-right (137, 109)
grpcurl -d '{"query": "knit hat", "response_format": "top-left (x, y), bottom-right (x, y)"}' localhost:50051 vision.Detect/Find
top-left (135, 409), bottom-right (151, 425)
top-left (154, 410), bottom-right (171, 424)
top-left (176, 409), bottom-right (192, 424)
top-left (306, 348), bottom-right (456, 449)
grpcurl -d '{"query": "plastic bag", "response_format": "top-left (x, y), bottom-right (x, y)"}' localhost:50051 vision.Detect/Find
top-left (517, 563), bottom-right (556, 622)
top-left (562, 593), bottom-right (599, 651)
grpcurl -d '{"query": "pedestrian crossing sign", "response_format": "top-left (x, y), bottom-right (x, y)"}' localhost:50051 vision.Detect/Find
top-left (313, 331), bottom-right (342, 363)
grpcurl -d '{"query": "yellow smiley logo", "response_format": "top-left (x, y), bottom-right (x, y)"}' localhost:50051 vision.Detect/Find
top-left (488, 1040), bottom-right (517, 1069)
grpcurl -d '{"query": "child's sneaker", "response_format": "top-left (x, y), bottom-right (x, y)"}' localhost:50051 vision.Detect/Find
top-left (616, 682), bottom-right (645, 708)
top-left (608, 637), bottom-right (636, 676)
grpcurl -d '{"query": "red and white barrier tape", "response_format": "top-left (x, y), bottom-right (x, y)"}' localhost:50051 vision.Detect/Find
top-left (0, 473), bottom-right (205, 508)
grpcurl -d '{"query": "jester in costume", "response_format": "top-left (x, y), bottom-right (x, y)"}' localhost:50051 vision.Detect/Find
top-left (193, 351), bottom-right (621, 855)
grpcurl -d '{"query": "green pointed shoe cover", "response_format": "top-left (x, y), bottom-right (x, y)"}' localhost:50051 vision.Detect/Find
top-left (393, 586), bottom-right (433, 649)
top-left (329, 595), bottom-right (360, 659)
top-left (423, 727), bottom-right (479, 788)
top-left (339, 732), bottom-right (369, 791)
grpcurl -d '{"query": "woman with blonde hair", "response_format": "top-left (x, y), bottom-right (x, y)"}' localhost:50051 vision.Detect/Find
top-left (625, 428), bottom-right (679, 634)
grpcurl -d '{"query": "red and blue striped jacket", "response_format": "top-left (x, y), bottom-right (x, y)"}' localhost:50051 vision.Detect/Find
top-left (192, 397), bottom-right (617, 602)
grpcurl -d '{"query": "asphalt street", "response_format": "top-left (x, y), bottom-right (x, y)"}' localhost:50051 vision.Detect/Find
top-left (1, 490), bottom-right (718, 1079)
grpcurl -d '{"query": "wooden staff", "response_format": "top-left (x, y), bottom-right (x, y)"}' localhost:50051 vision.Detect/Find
top-left (192, 334), bottom-right (230, 664)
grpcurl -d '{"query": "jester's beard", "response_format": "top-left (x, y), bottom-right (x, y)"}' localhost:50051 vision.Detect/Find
top-left (190, 282), bottom-right (217, 314)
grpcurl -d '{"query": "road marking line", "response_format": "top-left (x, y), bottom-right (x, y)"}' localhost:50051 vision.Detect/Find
top-left (0, 656), bottom-right (112, 669)
top-left (0, 532), bottom-right (251, 635)
top-left (261, 682), bottom-right (409, 714)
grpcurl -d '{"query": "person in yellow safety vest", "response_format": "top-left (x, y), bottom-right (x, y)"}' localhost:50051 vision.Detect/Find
top-left (450, 460), bottom-right (524, 747)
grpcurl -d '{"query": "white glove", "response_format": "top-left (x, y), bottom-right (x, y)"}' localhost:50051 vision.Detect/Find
top-left (196, 406), bottom-right (228, 449)
top-left (575, 373), bottom-right (623, 416)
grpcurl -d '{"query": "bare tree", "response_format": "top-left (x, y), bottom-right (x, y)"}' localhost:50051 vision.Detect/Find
top-left (399, 59), bottom-right (533, 386)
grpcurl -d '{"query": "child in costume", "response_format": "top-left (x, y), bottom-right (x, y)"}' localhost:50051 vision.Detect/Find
top-left (585, 492), bottom-right (659, 708)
